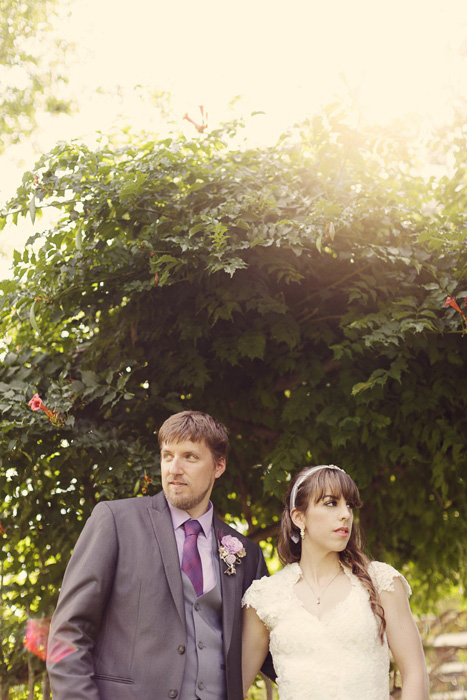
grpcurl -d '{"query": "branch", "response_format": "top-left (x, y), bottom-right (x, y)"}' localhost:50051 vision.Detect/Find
top-left (247, 523), bottom-right (280, 543)
top-left (238, 478), bottom-right (253, 532)
top-left (300, 313), bottom-right (346, 327)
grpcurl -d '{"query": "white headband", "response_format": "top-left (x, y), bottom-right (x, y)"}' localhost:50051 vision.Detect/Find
top-left (289, 465), bottom-right (346, 543)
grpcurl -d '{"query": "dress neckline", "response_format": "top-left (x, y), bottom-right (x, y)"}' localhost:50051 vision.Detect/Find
top-left (292, 561), bottom-right (356, 623)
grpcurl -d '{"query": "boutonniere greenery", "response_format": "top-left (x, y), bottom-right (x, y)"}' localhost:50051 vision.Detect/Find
top-left (218, 534), bottom-right (246, 575)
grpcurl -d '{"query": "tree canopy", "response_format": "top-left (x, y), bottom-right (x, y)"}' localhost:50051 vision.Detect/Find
top-left (1, 111), bottom-right (466, 689)
top-left (0, 0), bottom-right (71, 154)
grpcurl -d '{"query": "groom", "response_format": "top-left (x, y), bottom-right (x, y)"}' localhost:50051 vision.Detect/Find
top-left (47, 410), bottom-right (272, 700)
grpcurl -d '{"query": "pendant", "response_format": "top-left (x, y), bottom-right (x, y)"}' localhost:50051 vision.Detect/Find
top-left (317, 599), bottom-right (321, 605)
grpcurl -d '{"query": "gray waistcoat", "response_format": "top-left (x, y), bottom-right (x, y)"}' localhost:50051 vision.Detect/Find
top-left (178, 542), bottom-right (227, 700)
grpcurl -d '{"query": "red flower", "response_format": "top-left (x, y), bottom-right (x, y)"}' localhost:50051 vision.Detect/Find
top-left (445, 296), bottom-right (462, 313)
top-left (28, 393), bottom-right (43, 411)
top-left (24, 619), bottom-right (50, 661)
top-left (445, 296), bottom-right (467, 331)
top-left (141, 473), bottom-right (152, 494)
top-left (24, 618), bottom-right (77, 662)
top-left (28, 393), bottom-right (64, 426)
top-left (183, 106), bottom-right (208, 133)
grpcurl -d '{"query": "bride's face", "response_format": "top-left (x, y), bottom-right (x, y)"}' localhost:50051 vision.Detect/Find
top-left (293, 493), bottom-right (354, 552)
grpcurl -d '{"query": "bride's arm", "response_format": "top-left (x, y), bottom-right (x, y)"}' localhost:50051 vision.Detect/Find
top-left (241, 605), bottom-right (270, 698)
top-left (380, 578), bottom-right (429, 700)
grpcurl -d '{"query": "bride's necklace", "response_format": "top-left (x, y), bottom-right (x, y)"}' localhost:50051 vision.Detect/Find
top-left (301, 567), bottom-right (342, 605)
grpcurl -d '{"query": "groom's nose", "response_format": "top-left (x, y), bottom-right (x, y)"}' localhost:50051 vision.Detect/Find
top-left (168, 455), bottom-right (184, 474)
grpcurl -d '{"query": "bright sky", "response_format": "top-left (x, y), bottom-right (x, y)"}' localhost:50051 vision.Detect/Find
top-left (1, 0), bottom-right (467, 276)
top-left (63, 0), bottom-right (467, 129)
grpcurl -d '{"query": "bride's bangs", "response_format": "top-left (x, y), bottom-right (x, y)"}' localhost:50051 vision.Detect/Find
top-left (313, 469), bottom-right (362, 508)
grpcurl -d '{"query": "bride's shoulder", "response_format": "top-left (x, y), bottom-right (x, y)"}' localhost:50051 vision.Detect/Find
top-left (243, 563), bottom-right (300, 604)
top-left (242, 563), bottom-right (300, 625)
top-left (367, 560), bottom-right (412, 597)
top-left (269, 562), bottom-right (301, 585)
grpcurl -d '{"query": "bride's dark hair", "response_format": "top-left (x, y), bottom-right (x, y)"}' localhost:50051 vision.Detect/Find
top-left (277, 466), bottom-right (386, 643)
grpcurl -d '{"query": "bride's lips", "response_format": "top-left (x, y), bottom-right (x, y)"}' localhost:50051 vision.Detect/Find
top-left (333, 527), bottom-right (349, 537)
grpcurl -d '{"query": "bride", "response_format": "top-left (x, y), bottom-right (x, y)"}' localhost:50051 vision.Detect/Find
top-left (242, 465), bottom-right (429, 700)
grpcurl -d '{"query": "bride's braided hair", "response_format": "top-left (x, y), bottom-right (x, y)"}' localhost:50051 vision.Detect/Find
top-left (277, 467), bottom-right (386, 643)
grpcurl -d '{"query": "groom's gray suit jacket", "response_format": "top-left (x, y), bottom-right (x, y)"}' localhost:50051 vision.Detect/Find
top-left (47, 491), bottom-right (271, 700)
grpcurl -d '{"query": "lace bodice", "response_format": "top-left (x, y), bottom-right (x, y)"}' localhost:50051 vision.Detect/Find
top-left (243, 561), bottom-right (410, 700)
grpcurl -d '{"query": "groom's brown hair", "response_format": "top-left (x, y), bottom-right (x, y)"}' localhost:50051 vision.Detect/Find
top-left (158, 410), bottom-right (229, 463)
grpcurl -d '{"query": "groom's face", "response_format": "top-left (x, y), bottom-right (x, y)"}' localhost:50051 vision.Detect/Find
top-left (161, 438), bottom-right (226, 518)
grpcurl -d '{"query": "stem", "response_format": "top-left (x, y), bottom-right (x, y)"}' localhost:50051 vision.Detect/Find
top-left (27, 657), bottom-right (35, 700)
top-left (41, 672), bottom-right (50, 700)
top-left (299, 313), bottom-right (345, 324)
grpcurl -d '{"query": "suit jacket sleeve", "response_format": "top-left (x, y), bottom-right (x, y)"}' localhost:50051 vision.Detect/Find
top-left (254, 545), bottom-right (269, 580)
top-left (46, 502), bottom-right (118, 700)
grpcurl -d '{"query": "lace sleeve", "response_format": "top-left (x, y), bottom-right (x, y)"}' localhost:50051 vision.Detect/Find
top-left (242, 575), bottom-right (277, 629)
top-left (368, 561), bottom-right (412, 597)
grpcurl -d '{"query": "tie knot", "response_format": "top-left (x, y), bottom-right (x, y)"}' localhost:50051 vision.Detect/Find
top-left (183, 519), bottom-right (202, 538)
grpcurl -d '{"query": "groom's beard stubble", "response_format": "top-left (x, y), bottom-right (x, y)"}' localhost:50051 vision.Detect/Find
top-left (163, 480), bottom-right (213, 513)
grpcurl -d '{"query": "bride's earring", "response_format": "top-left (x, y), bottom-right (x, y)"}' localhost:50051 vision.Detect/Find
top-left (300, 527), bottom-right (305, 540)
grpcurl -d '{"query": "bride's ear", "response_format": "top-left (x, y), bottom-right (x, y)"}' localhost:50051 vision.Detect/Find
top-left (290, 508), bottom-right (304, 531)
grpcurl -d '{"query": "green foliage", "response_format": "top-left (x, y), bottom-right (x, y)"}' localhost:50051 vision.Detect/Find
top-left (1, 111), bottom-right (467, 688)
top-left (0, 0), bottom-right (72, 152)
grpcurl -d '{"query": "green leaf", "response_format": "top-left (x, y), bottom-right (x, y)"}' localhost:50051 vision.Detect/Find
top-left (237, 329), bottom-right (266, 360)
top-left (189, 223), bottom-right (205, 236)
top-left (102, 390), bottom-right (117, 406)
top-left (119, 173), bottom-right (148, 201)
top-left (351, 369), bottom-right (388, 396)
top-left (81, 370), bottom-right (100, 387)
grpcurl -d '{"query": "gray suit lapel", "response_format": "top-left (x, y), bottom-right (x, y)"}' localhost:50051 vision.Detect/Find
top-left (147, 493), bottom-right (185, 629)
top-left (213, 515), bottom-right (240, 658)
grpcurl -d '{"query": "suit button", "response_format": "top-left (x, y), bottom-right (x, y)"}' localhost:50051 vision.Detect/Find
top-left (177, 645), bottom-right (185, 654)
top-left (194, 602), bottom-right (200, 611)
top-left (168, 691), bottom-right (178, 698)
top-left (198, 641), bottom-right (205, 649)
top-left (197, 682), bottom-right (205, 691)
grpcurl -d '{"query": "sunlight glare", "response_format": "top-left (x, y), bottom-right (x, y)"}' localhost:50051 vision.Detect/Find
top-left (1, 0), bottom-right (467, 278)
top-left (63, 0), bottom-right (467, 129)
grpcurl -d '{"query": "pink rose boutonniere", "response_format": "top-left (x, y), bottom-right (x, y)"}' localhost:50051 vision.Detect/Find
top-left (218, 535), bottom-right (246, 575)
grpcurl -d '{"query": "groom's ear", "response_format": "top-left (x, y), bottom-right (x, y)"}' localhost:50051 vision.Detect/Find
top-left (214, 457), bottom-right (226, 479)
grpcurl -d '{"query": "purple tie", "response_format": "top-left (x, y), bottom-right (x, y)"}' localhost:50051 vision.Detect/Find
top-left (182, 520), bottom-right (203, 597)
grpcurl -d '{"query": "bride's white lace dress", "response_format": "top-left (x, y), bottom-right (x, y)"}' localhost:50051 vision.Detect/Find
top-left (242, 561), bottom-right (411, 700)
